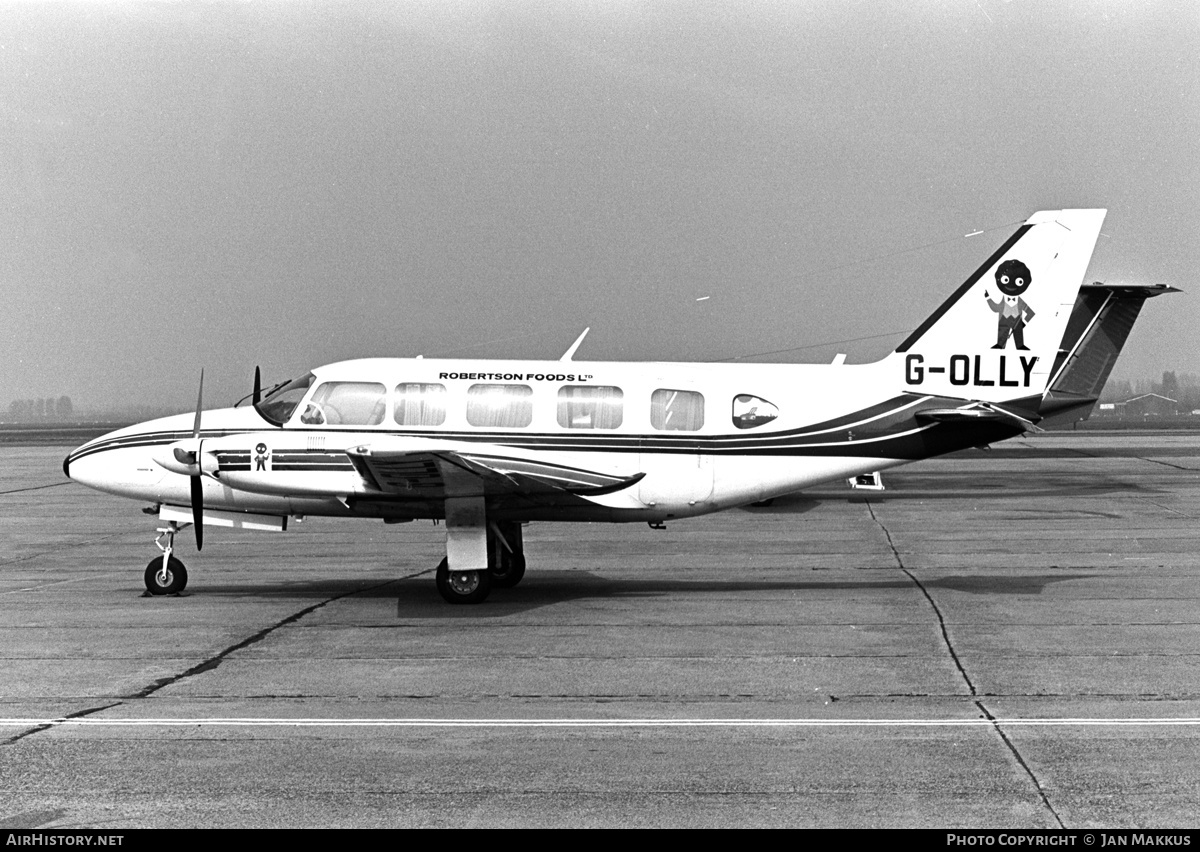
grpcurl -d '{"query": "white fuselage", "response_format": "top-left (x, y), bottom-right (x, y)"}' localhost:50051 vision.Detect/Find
top-left (66, 354), bottom-right (967, 525)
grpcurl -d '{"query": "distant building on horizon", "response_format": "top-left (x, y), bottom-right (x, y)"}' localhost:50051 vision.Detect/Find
top-left (1096, 393), bottom-right (1181, 418)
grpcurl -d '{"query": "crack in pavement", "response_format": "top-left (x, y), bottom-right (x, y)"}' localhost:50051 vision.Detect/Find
top-left (0, 531), bottom-right (142, 570)
top-left (0, 481), bottom-right (73, 496)
top-left (1066, 446), bottom-right (1200, 473)
top-left (1137, 497), bottom-right (1197, 519)
top-left (2, 574), bottom-right (415, 746)
top-left (865, 499), bottom-right (1065, 828)
top-left (1136, 456), bottom-right (1200, 473)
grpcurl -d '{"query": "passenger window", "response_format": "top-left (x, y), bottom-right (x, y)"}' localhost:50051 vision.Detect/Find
top-left (300, 382), bottom-right (387, 426)
top-left (650, 389), bottom-right (704, 431)
top-left (466, 384), bottom-right (533, 428)
top-left (732, 394), bottom-right (779, 429)
top-left (394, 383), bottom-right (447, 426)
top-left (557, 385), bottom-right (623, 429)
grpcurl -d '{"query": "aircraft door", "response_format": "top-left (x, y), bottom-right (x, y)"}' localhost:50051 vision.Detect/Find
top-left (637, 385), bottom-right (713, 508)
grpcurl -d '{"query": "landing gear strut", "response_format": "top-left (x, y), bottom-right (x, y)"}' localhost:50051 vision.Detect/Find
top-left (145, 521), bottom-right (189, 595)
top-left (487, 521), bottom-right (526, 588)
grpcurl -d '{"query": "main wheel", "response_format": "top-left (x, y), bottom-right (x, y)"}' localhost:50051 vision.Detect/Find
top-left (144, 555), bottom-right (188, 595)
top-left (435, 558), bottom-right (491, 604)
top-left (489, 551), bottom-right (526, 588)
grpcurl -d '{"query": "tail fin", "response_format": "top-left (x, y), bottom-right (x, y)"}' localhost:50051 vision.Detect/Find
top-left (893, 209), bottom-right (1106, 403)
top-left (1038, 281), bottom-right (1181, 426)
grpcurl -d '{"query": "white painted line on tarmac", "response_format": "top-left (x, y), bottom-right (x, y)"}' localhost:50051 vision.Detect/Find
top-left (5, 717), bottom-right (1200, 729)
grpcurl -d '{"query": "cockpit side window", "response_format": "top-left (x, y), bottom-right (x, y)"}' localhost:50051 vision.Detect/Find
top-left (732, 394), bottom-right (779, 429)
top-left (255, 373), bottom-right (316, 426)
top-left (300, 382), bottom-right (387, 426)
top-left (650, 389), bottom-right (704, 431)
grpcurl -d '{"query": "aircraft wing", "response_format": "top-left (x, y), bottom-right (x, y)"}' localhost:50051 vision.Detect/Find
top-left (345, 445), bottom-right (645, 500)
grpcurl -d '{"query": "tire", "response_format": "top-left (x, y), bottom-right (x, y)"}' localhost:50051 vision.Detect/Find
top-left (145, 555), bottom-right (188, 595)
top-left (435, 557), bottom-right (491, 604)
top-left (489, 551), bottom-right (526, 588)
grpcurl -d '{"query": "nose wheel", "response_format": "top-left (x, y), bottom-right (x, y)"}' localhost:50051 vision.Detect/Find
top-left (145, 555), bottom-right (188, 595)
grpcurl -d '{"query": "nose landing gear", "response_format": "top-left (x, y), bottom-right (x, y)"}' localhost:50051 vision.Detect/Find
top-left (144, 521), bottom-right (189, 595)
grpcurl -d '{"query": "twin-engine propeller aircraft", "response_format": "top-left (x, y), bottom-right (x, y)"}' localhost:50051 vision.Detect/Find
top-left (65, 209), bottom-right (1175, 603)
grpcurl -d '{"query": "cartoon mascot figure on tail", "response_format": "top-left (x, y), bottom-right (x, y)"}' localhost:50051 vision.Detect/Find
top-left (985, 258), bottom-right (1035, 351)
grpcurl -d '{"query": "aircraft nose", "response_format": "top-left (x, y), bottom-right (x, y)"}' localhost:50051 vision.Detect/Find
top-left (63, 444), bottom-right (103, 490)
top-left (62, 444), bottom-right (88, 481)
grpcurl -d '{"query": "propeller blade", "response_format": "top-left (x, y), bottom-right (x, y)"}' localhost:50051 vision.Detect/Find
top-left (192, 368), bottom-right (204, 440)
top-left (191, 368), bottom-right (205, 551)
top-left (190, 474), bottom-right (204, 551)
top-left (252, 366), bottom-right (262, 405)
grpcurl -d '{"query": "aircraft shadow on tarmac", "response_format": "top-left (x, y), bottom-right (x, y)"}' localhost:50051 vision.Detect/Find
top-left (172, 567), bottom-right (1093, 620)
top-left (745, 478), bottom-right (1162, 514)
top-left (384, 570), bottom-right (1095, 619)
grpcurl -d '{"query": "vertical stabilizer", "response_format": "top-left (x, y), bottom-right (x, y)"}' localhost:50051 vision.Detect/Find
top-left (892, 209), bottom-right (1106, 403)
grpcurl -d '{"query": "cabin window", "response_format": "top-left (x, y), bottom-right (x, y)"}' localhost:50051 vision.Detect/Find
top-left (650, 388), bottom-right (705, 431)
top-left (557, 385), bottom-right (624, 429)
top-left (732, 394), bottom-right (779, 429)
top-left (299, 381), bottom-right (387, 426)
top-left (466, 384), bottom-right (533, 428)
top-left (394, 383), bottom-right (447, 426)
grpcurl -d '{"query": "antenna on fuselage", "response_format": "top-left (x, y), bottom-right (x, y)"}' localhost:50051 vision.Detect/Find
top-left (560, 327), bottom-right (590, 362)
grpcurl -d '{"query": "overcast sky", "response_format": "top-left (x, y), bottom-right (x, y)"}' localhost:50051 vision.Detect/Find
top-left (3, 0), bottom-right (1197, 411)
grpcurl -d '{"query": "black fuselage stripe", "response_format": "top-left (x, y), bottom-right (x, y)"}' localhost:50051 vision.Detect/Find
top-left (64, 394), bottom-right (1010, 466)
top-left (66, 395), bottom-right (924, 464)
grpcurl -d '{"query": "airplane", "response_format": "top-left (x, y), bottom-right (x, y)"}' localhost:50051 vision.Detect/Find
top-left (63, 209), bottom-right (1177, 604)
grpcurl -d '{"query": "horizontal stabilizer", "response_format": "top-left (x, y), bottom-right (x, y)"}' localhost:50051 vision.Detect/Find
top-left (1040, 281), bottom-right (1181, 426)
top-left (917, 402), bottom-right (1043, 433)
top-left (1047, 282), bottom-right (1181, 398)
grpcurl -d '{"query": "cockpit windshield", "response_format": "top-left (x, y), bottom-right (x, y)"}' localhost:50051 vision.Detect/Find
top-left (254, 372), bottom-right (316, 426)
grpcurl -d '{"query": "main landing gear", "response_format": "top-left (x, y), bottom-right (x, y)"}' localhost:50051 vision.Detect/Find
top-left (435, 520), bottom-right (526, 605)
top-left (144, 520), bottom-right (189, 595)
